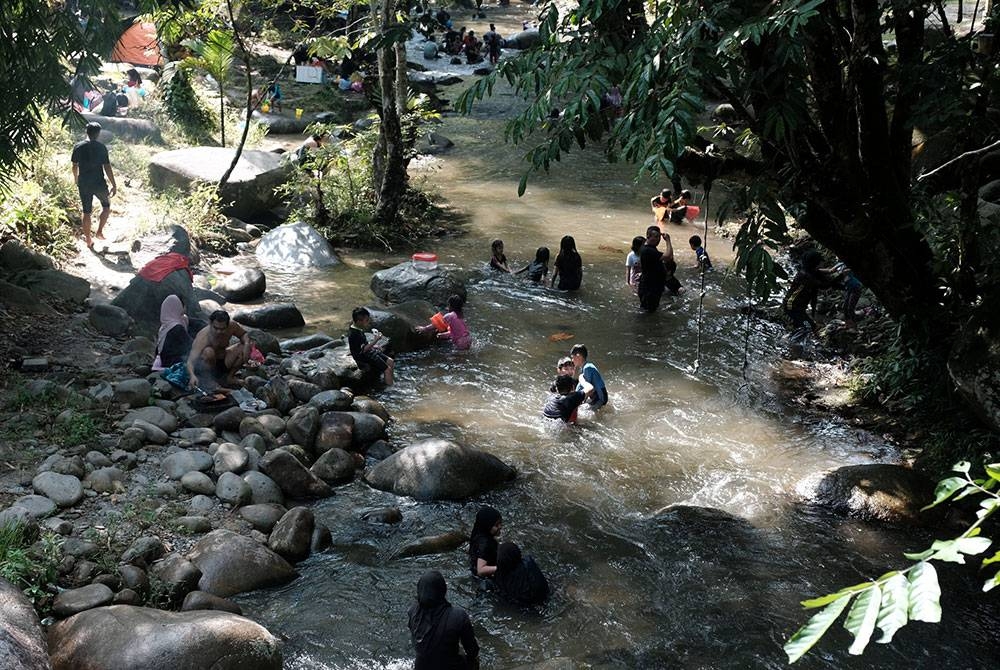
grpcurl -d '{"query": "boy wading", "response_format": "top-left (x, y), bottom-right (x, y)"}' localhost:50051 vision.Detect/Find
top-left (71, 122), bottom-right (117, 248)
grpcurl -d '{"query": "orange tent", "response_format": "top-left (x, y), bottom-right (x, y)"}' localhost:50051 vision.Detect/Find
top-left (111, 22), bottom-right (162, 67)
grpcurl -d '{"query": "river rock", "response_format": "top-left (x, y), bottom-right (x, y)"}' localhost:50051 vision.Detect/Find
top-left (268, 507), bottom-right (315, 562)
top-left (241, 433), bottom-right (268, 456)
top-left (0, 239), bottom-right (54, 272)
top-left (0, 507), bottom-right (34, 531)
top-left (280, 344), bottom-right (362, 389)
top-left (61, 538), bottom-right (99, 558)
top-left (281, 332), bottom-right (336, 352)
top-left (347, 411), bottom-right (386, 447)
top-left (232, 303), bottom-right (305, 330)
top-left (259, 450), bottom-right (333, 499)
top-left (52, 584), bottom-right (114, 618)
top-left (215, 472), bottom-right (252, 507)
top-left (214, 443), bottom-right (250, 475)
top-left (174, 427), bottom-right (216, 445)
top-left (113, 378), bottom-right (151, 407)
top-left (364, 439), bottom-right (516, 501)
top-left (162, 451), bottom-right (214, 480)
top-left (121, 406), bottom-right (177, 433)
top-left (181, 591), bottom-right (243, 615)
top-left (314, 412), bottom-right (354, 453)
top-left (148, 147), bottom-right (292, 220)
top-left (113, 270), bottom-right (195, 328)
top-left (286, 406), bottom-right (319, 449)
top-left (81, 111), bottom-right (162, 141)
top-left (239, 416), bottom-right (271, 440)
top-left (84, 467), bottom-right (125, 494)
top-left (239, 503), bottom-right (288, 533)
top-left (13, 269), bottom-right (90, 306)
top-left (311, 448), bottom-right (357, 484)
top-left (122, 536), bottom-right (166, 566)
top-left (88, 303), bottom-right (133, 337)
top-left (216, 268), bottom-right (266, 303)
top-left (188, 495), bottom-right (217, 515)
top-left (181, 471), bottom-right (216, 495)
top-left (247, 329), bottom-right (281, 356)
top-left (352, 396), bottom-right (391, 423)
top-left (243, 472), bottom-right (285, 505)
top-left (366, 439), bottom-right (395, 461)
top-left (45, 455), bottom-right (84, 479)
top-left (365, 301), bottom-right (439, 353)
top-left (393, 530), bottom-right (467, 559)
top-left (9, 495), bottom-right (56, 520)
top-left (256, 375), bottom-right (297, 414)
top-left (187, 529), bottom-right (297, 597)
top-left (504, 28), bottom-right (540, 50)
top-left (150, 553), bottom-right (202, 603)
top-left (370, 262), bottom-right (467, 306)
top-left (174, 516), bottom-right (212, 533)
top-left (256, 414), bottom-right (286, 437)
top-left (308, 389), bottom-right (354, 412)
top-left (362, 507), bottom-right (403, 524)
top-left (47, 605), bottom-right (281, 670)
top-left (32, 473), bottom-right (83, 508)
top-left (214, 406), bottom-right (246, 433)
top-left (417, 130), bottom-right (454, 155)
top-left (0, 577), bottom-right (50, 670)
top-left (287, 378), bottom-right (323, 403)
top-left (255, 220), bottom-right (339, 269)
top-left (85, 451), bottom-right (112, 468)
top-left (116, 426), bottom-right (146, 453)
top-left (130, 419), bottom-right (169, 445)
top-left (808, 464), bottom-right (937, 525)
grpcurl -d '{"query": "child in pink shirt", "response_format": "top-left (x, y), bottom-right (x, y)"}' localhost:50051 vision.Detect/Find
top-left (419, 294), bottom-right (471, 350)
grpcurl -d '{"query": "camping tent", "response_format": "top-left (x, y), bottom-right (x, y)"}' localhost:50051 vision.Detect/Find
top-left (111, 21), bottom-right (162, 67)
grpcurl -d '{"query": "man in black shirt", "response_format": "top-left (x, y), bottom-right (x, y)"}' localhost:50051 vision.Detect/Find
top-left (542, 374), bottom-right (594, 424)
top-left (348, 307), bottom-right (394, 385)
top-left (70, 122), bottom-right (117, 248)
top-left (637, 225), bottom-right (667, 311)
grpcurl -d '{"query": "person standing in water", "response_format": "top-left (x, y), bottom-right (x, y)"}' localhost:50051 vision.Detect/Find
top-left (489, 239), bottom-right (511, 272)
top-left (515, 246), bottom-right (550, 283)
top-left (637, 226), bottom-right (667, 311)
top-left (469, 505), bottom-right (503, 577)
top-left (71, 122), bottom-right (117, 248)
top-left (570, 344), bottom-right (608, 409)
top-left (551, 235), bottom-right (583, 290)
top-left (408, 570), bottom-right (480, 670)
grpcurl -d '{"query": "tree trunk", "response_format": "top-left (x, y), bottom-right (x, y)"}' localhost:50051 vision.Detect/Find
top-left (372, 0), bottom-right (407, 229)
top-left (218, 0), bottom-right (253, 190)
top-left (219, 86), bottom-right (226, 147)
top-left (395, 40), bottom-right (408, 119)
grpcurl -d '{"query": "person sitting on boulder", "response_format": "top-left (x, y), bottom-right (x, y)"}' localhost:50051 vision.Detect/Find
top-left (153, 294), bottom-right (193, 371)
top-left (348, 307), bottom-right (394, 385)
top-left (186, 309), bottom-right (251, 390)
top-left (495, 541), bottom-right (550, 606)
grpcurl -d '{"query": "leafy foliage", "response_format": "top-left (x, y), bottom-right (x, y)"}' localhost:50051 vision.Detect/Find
top-left (785, 461), bottom-right (1000, 662)
top-left (158, 62), bottom-right (216, 141)
top-left (152, 183), bottom-right (233, 254)
top-left (183, 28), bottom-right (236, 146)
top-left (0, 523), bottom-right (63, 606)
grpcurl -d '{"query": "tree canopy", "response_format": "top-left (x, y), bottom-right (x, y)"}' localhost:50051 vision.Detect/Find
top-left (459, 0), bottom-right (1000, 331)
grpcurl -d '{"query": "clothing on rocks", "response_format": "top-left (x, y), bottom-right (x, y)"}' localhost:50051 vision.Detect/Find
top-left (495, 542), bottom-right (549, 606)
top-left (138, 253), bottom-right (193, 282)
top-left (408, 570), bottom-right (479, 670)
top-left (468, 506), bottom-right (501, 576)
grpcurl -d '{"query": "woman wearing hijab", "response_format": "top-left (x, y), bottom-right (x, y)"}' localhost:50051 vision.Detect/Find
top-left (495, 541), bottom-right (550, 606)
top-left (468, 506), bottom-right (502, 577)
top-left (408, 570), bottom-right (480, 670)
top-left (152, 294), bottom-right (193, 370)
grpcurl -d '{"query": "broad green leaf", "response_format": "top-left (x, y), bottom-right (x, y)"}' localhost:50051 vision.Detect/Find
top-left (982, 548), bottom-right (1000, 567)
top-left (921, 476), bottom-right (969, 510)
top-left (986, 464), bottom-right (1000, 482)
top-left (843, 585), bottom-right (881, 655)
top-left (928, 539), bottom-right (966, 564)
top-left (955, 536), bottom-right (992, 556)
top-left (903, 548), bottom-right (935, 561)
top-left (876, 573), bottom-right (909, 643)
top-left (953, 461), bottom-right (971, 474)
top-left (907, 562), bottom-right (942, 623)
top-left (784, 595), bottom-right (851, 663)
top-left (983, 571), bottom-right (1000, 592)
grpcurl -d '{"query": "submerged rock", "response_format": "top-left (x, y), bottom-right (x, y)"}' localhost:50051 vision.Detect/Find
top-left (47, 605), bottom-right (281, 670)
top-left (806, 463), bottom-right (937, 526)
top-left (370, 262), bottom-right (466, 306)
top-left (364, 439), bottom-right (516, 501)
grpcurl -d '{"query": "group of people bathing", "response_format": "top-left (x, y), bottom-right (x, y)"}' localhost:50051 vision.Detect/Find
top-left (409, 505), bottom-right (548, 669)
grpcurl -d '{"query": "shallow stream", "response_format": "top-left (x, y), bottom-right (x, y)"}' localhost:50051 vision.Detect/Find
top-left (238, 28), bottom-right (998, 668)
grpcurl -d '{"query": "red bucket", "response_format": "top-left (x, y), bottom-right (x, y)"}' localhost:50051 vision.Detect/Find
top-left (430, 312), bottom-right (448, 332)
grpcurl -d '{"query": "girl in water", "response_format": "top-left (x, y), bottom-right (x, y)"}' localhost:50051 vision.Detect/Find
top-left (516, 246), bottom-right (550, 283)
top-left (419, 294), bottom-right (471, 350)
top-left (626, 235), bottom-right (644, 289)
top-left (551, 235), bottom-right (582, 290)
top-left (489, 239), bottom-right (511, 272)
top-left (469, 505), bottom-right (502, 577)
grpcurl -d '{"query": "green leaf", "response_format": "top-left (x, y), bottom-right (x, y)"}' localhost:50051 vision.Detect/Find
top-left (517, 173), bottom-right (528, 197)
top-left (922, 476), bottom-right (969, 510)
top-left (785, 595), bottom-right (851, 663)
top-left (843, 585), bottom-right (881, 655)
top-left (983, 571), bottom-right (1000, 592)
top-left (876, 573), bottom-right (909, 644)
top-left (927, 539), bottom-right (965, 564)
top-left (986, 463), bottom-right (1000, 482)
top-left (982, 548), bottom-right (1000, 567)
top-left (953, 461), bottom-right (971, 474)
top-left (907, 562), bottom-right (942, 623)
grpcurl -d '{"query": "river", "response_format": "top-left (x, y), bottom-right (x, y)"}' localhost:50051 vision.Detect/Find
top-left (237, 18), bottom-right (998, 669)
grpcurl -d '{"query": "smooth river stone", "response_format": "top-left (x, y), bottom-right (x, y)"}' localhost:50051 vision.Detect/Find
top-left (52, 584), bottom-right (114, 618)
top-left (32, 472), bottom-right (84, 507)
top-left (162, 451), bottom-right (214, 480)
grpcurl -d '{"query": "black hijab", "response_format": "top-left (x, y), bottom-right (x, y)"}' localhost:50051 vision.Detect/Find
top-left (470, 506), bottom-right (501, 543)
top-left (408, 570), bottom-right (450, 653)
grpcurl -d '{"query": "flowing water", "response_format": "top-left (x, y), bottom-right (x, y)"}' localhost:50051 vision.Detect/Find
top-left (238, 50), bottom-right (998, 669)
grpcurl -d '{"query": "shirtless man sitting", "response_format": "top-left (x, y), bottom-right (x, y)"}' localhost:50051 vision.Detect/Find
top-left (186, 310), bottom-right (251, 389)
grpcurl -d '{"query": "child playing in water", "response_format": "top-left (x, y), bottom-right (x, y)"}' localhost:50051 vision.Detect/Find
top-left (516, 247), bottom-right (550, 283)
top-left (551, 235), bottom-right (583, 291)
top-left (489, 239), bottom-right (511, 273)
top-left (542, 374), bottom-right (594, 424)
top-left (418, 294), bottom-right (471, 350)
top-left (570, 344), bottom-right (608, 408)
top-left (626, 235), bottom-right (644, 288)
top-left (669, 189), bottom-right (692, 224)
top-left (549, 357), bottom-right (575, 392)
top-left (689, 235), bottom-right (712, 272)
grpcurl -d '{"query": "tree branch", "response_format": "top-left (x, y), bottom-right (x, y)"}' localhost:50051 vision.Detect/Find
top-left (917, 138), bottom-right (1000, 181)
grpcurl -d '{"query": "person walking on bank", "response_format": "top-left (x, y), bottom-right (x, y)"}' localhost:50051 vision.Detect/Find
top-left (71, 122), bottom-right (117, 249)
top-left (408, 570), bottom-right (480, 670)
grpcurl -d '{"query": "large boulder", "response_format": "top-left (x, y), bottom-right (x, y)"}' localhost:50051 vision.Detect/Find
top-left (268, 507), bottom-right (315, 562)
top-left (310, 448), bottom-right (357, 484)
top-left (364, 439), bottom-right (516, 501)
top-left (148, 148), bottom-right (292, 220)
top-left (280, 344), bottom-right (363, 390)
top-left (255, 220), bottom-right (340, 269)
top-left (806, 464), bottom-right (937, 525)
top-left (286, 406), bottom-right (320, 450)
top-left (0, 240), bottom-right (54, 273)
top-left (216, 268), bottom-right (266, 303)
top-left (366, 301), bottom-right (439, 352)
top-left (948, 328), bottom-right (1000, 433)
top-left (47, 605), bottom-right (281, 670)
top-left (10, 270), bottom-right (90, 306)
top-left (81, 112), bottom-right (163, 142)
top-left (280, 333), bottom-right (336, 352)
top-left (232, 303), bottom-right (305, 330)
top-left (0, 577), bottom-right (50, 670)
top-left (504, 28), bottom-right (541, 50)
top-left (259, 449), bottom-right (334, 499)
top-left (314, 412), bottom-right (354, 453)
top-left (186, 529), bottom-right (297, 597)
top-left (112, 227), bottom-right (198, 327)
top-left (370, 262), bottom-right (466, 306)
